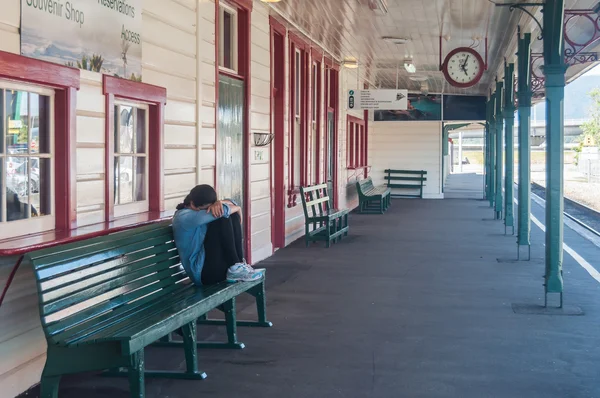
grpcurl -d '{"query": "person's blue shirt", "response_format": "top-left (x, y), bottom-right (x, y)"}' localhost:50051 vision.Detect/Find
top-left (172, 204), bottom-right (231, 285)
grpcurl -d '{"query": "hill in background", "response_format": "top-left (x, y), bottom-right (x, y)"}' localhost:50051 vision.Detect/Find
top-left (532, 74), bottom-right (600, 121)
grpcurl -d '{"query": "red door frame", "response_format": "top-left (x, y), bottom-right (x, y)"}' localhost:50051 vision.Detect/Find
top-left (269, 16), bottom-right (286, 250)
top-left (0, 50), bottom-right (80, 231)
top-left (215, 0), bottom-right (252, 262)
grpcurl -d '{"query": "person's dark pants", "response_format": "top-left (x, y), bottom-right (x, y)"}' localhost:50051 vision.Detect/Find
top-left (201, 213), bottom-right (244, 285)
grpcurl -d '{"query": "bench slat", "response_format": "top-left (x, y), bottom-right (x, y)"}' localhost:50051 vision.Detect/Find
top-left (40, 248), bottom-right (178, 303)
top-left (387, 184), bottom-right (422, 188)
top-left (32, 228), bottom-right (174, 276)
top-left (384, 176), bottom-right (427, 181)
top-left (384, 169), bottom-right (427, 175)
top-left (46, 270), bottom-right (188, 342)
top-left (42, 254), bottom-right (180, 318)
top-left (306, 196), bottom-right (330, 207)
top-left (39, 242), bottom-right (177, 292)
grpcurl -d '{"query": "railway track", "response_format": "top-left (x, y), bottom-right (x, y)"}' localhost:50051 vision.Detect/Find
top-left (531, 182), bottom-right (600, 237)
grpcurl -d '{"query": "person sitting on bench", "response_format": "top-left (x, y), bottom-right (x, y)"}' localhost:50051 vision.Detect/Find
top-left (173, 184), bottom-right (264, 285)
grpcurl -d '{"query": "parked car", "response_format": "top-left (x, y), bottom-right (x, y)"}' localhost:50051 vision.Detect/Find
top-left (7, 159), bottom-right (40, 197)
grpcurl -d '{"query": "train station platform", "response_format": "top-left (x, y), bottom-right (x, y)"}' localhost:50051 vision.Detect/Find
top-left (20, 191), bottom-right (600, 398)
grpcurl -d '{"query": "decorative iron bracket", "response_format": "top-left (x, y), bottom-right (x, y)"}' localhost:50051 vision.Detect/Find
top-left (530, 51), bottom-right (598, 98)
top-left (495, 3), bottom-right (544, 40)
top-left (564, 10), bottom-right (600, 62)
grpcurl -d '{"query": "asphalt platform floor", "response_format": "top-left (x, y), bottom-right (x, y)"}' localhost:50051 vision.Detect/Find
top-left (19, 178), bottom-right (600, 398)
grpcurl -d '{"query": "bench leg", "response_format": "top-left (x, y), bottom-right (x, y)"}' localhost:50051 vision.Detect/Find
top-left (197, 282), bottom-right (273, 328)
top-left (344, 214), bottom-right (349, 236)
top-left (195, 300), bottom-right (245, 350)
top-left (40, 374), bottom-right (61, 398)
top-left (182, 321), bottom-right (208, 379)
top-left (128, 350), bottom-right (145, 398)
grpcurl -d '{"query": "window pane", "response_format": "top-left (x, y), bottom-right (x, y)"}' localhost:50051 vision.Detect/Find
top-left (30, 93), bottom-right (51, 154)
top-left (312, 65), bottom-right (317, 123)
top-left (223, 10), bottom-right (233, 70)
top-left (118, 106), bottom-right (134, 153)
top-left (6, 90), bottom-right (28, 157)
top-left (114, 156), bottom-right (119, 204)
top-left (294, 119), bottom-right (301, 185)
top-left (312, 124), bottom-right (317, 182)
top-left (136, 108), bottom-right (146, 153)
top-left (31, 157), bottom-right (51, 217)
top-left (135, 157), bottom-right (146, 201)
top-left (6, 157), bottom-right (29, 221)
top-left (295, 53), bottom-right (301, 117)
top-left (114, 105), bottom-right (119, 153)
top-left (118, 156), bottom-right (134, 204)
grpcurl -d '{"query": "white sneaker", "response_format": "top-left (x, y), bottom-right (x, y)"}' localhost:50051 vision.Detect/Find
top-left (226, 263), bottom-right (265, 282)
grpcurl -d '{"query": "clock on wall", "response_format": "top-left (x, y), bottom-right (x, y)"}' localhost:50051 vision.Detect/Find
top-left (441, 47), bottom-right (485, 88)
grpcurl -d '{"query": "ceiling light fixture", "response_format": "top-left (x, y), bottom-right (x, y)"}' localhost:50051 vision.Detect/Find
top-left (404, 60), bottom-right (416, 73)
top-left (382, 37), bottom-right (410, 45)
top-left (409, 76), bottom-right (428, 82)
top-left (343, 59), bottom-right (359, 69)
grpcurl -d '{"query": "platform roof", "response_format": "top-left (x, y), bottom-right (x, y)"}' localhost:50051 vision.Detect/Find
top-left (268, 0), bottom-right (600, 96)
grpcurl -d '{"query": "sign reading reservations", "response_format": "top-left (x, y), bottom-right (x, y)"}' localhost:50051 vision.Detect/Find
top-left (348, 89), bottom-right (409, 110)
top-left (21, 0), bottom-right (143, 80)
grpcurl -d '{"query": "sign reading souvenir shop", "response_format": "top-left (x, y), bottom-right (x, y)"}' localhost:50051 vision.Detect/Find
top-left (348, 89), bottom-right (409, 110)
top-left (21, 0), bottom-right (143, 80)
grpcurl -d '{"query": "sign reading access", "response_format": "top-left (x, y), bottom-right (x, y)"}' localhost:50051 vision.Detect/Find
top-left (348, 89), bottom-right (408, 110)
top-left (21, 0), bottom-right (143, 80)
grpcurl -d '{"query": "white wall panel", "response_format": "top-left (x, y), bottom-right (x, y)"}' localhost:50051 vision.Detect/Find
top-left (165, 148), bottom-right (197, 170)
top-left (76, 116), bottom-right (105, 144)
top-left (369, 121), bottom-right (443, 198)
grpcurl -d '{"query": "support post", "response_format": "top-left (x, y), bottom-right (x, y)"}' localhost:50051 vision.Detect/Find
top-left (458, 132), bottom-right (463, 172)
top-left (485, 100), bottom-right (492, 201)
top-left (489, 92), bottom-right (497, 208)
top-left (504, 62), bottom-right (516, 234)
top-left (517, 31), bottom-right (533, 258)
top-left (495, 80), bottom-right (504, 220)
top-left (542, 0), bottom-right (566, 304)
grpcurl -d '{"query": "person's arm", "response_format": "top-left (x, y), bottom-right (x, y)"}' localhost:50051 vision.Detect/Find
top-left (207, 199), bottom-right (242, 221)
top-left (183, 203), bottom-right (230, 226)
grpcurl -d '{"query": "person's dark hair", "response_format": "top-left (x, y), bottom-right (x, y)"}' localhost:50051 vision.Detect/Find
top-left (176, 185), bottom-right (217, 210)
top-left (176, 194), bottom-right (191, 211)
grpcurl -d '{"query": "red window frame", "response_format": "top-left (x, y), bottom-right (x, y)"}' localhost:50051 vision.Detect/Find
top-left (103, 75), bottom-right (167, 222)
top-left (288, 32), bottom-right (309, 207)
top-left (0, 50), bottom-right (80, 232)
top-left (347, 115), bottom-right (367, 169)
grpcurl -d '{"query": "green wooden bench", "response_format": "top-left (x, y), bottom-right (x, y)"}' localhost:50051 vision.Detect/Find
top-left (26, 221), bottom-right (271, 398)
top-left (300, 184), bottom-right (349, 247)
top-left (384, 169), bottom-right (427, 198)
top-left (356, 177), bottom-right (391, 214)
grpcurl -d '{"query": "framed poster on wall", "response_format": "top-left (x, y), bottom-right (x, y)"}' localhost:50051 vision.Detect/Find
top-left (443, 95), bottom-right (486, 121)
top-left (374, 94), bottom-right (442, 121)
top-left (21, 0), bottom-right (143, 80)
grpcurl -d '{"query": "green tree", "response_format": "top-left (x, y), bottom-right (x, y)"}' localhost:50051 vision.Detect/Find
top-left (581, 88), bottom-right (600, 148)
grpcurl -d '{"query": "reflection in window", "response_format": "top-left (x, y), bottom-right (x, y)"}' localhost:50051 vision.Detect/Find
top-left (114, 103), bottom-right (148, 213)
top-left (219, 5), bottom-right (238, 72)
top-left (1, 86), bottom-right (52, 225)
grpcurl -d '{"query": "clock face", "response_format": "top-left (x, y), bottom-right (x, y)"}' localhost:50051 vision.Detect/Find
top-left (443, 48), bottom-right (484, 87)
